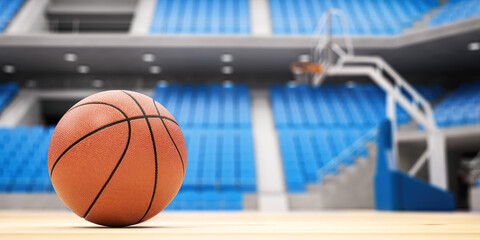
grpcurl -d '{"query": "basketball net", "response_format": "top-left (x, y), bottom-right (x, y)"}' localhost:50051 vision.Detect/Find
top-left (290, 62), bottom-right (323, 85)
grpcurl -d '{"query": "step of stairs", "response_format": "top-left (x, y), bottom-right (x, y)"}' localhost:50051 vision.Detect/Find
top-left (288, 142), bottom-right (378, 210)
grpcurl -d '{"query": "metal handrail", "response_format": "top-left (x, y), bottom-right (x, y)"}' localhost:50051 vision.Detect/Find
top-left (317, 126), bottom-right (378, 183)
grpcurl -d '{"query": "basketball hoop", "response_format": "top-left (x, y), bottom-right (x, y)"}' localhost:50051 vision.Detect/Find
top-left (290, 62), bottom-right (323, 84)
top-left (289, 9), bottom-right (355, 86)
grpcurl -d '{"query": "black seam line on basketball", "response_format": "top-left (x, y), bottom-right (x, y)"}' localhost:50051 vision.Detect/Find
top-left (49, 102), bottom-right (128, 176)
top-left (68, 101), bottom-right (179, 126)
top-left (83, 117), bottom-right (132, 219)
top-left (120, 91), bottom-right (158, 223)
top-left (66, 101), bottom-right (130, 219)
top-left (67, 102), bottom-right (128, 118)
top-left (49, 116), bottom-right (176, 176)
top-left (153, 99), bottom-right (185, 174)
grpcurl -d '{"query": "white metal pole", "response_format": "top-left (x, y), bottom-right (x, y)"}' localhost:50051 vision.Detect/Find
top-left (386, 87), bottom-right (398, 170)
top-left (428, 130), bottom-right (448, 190)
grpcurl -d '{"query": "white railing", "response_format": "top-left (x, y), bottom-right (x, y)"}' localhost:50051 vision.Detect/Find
top-left (317, 127), bottom-right (378, 183)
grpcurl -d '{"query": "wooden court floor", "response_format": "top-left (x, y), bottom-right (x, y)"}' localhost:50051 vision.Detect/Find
top-left (0, 211), bottom-right (479, 239)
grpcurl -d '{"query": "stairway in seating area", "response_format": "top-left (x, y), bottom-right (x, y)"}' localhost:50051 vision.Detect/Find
top-left (271, 84), bottom-right (382, 209)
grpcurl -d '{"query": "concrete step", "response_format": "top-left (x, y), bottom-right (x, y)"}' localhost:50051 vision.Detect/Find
top-left (290, 142), bottom-right (378, 210)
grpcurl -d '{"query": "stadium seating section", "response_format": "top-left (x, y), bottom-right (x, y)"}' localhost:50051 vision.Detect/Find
top-left (2, 81), bottom-right (480, 206)
top-left (181, 129), bottom-right (255, 192)
top-left (0, 84), bottom-right (255, 211)
top-left (271, 84), bottom-right (442, 128)
top-left (153, 84), bottom-right (251, 128)
top-left (166, 190), bottom-right (243, 210)
top-left (269, 0), bottom-right (438, 35)
top-left (271, 84), bottom-right (443, 192)
top-left (429, 0), bottom-right (480, 27)
top-left (0, 0), bottom-right (24, 32)
top-left (278, 128), bottom-right (369, 192)
top-left (0, 83), bottom-right (23, 191)
top-left (151, 0), bottom-right (250, 34)
top-left (0, 126), bottom-right (55, 193)
top-left (166, 128), bottom-right (254, 210)
top-left (434, 82), bottom-right (480, 127)
top-left (4, 0), bottom-right (480, 35)
top-left (154, 84), bottom-right (255, 210)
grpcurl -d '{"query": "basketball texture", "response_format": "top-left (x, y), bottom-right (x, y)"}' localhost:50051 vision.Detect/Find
top-left (47, 90), bottom-right (186, 227)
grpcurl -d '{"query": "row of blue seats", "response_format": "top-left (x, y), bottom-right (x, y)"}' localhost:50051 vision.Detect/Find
top-left (153, 83), bottom-right (256, 210)
top-left (151, 0), bottom-right (250, 34)
top-left (0, 177), bottom-right (54, 193)
top-left (0, 126), bottom-right (257, 192)
top-left (182, 128), bottom-right (256, 192)
top-left (148, 0), bottom-right (440, 36)
top-left (269, 0), bottom-right (438, 35)
top-left (434, 81), bottom-right (480, 127)
top-left (271, 85), bottom-right (387, 128)
top-left (0, 83), bottom-right (18, 113)
top-left (165, 190), bottom-right (243, 210)
top-left (270, 84), bottom-right (443, 128)
top-left (278, 128), bottom-right (369, 192)
top-left (153, 84), bottom-right (251, 127)
top-left (272, 83), bottom-right (442, 193)
top-left (429, 0), bottom-right (480, 27)
top-left (0, 0), bottom-right (24, 32)
top-left (0, 126), bottom-right (54, 193)
top-left (273, 24), bottom-right (403, 36)
top-left (435, 109), bottom-right (480, 127)
top-left (270, 0), bottom-right (430, 27)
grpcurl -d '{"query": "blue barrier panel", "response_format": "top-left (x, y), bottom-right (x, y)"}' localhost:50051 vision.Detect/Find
top-left (374, 120), bottom-right (455, 211)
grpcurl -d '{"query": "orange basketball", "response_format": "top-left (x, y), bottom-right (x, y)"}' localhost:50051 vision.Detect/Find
top-left (47, 90), bottom-right (187, 227)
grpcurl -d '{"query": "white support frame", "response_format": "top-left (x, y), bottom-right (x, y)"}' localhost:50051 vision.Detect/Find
top-left (325, 65), bottom-right (448, 189)
top-left (309, 10), bottom-right (448, 190)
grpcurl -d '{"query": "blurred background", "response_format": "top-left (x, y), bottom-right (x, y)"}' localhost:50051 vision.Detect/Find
top-left (0, 0), bottom-right (479, 213)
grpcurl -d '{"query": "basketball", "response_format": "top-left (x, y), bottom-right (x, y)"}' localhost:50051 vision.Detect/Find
top-left (2, 0), bottom-right (480, 238)
top-left (47, 90), bottom-right (187, 227)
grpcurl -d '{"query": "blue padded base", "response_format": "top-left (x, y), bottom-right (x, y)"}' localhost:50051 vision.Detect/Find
top-left (375, 171), bottom-right (455, 211)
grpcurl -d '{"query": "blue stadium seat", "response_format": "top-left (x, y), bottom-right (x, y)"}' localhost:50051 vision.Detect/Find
top-left (0, 126), bottom-right (53, 193)
top-left (271, 83), bottom-right (442, 192)
top-left (153, 83), bottom-right (256, 210)
top-left (202, 190), bottom-right (221, 210)
top-left (180, 128), bottom-right (256, 192)
top-left (165, 190), bottom-right (243, 211)
top-left (271, 84), bottom-right (442, 129)
top-left (429, 0), bottom-right (480, 27)
top-left (269, 0), bottom-right (438, 36)
top-left (434, 81), bottom-right (480, 127)
top-left (278, 127), bottom-right (369, 189)
top-left (150, 0), bottom-right (250, 35)
top-left (153, 84), bottom-right (252, 128)
top-left (0, 126), bottom-right (55, 193)
top-left (222, 190), bottom-right (243, 210)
